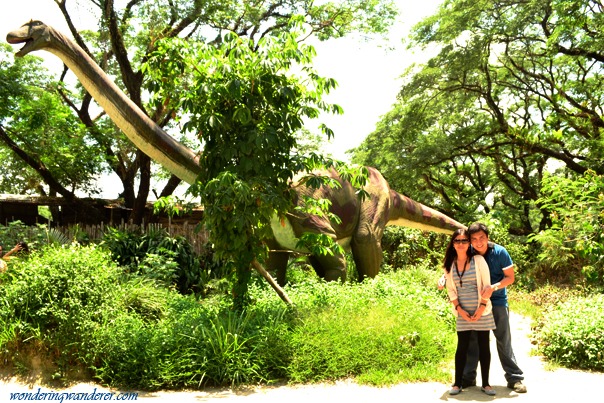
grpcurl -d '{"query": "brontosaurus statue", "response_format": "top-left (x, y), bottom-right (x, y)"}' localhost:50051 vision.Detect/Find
top-left (7, 20), bottom-right (466, 285)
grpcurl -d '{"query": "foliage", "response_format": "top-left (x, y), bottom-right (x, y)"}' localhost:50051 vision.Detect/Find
top-left (144, 20), bottom-right (372, 307)
top-left (0, 245), bottom-right (456, 388)
top-left (529, 170), bottom-right (604, 288)
top-left (278, 269), bottom-right (455, 384)
top-left (380, 227), bottom-right (449, 272)
top-left (3, 242), bottom-right (604, 388)
top-left (84, 293), bottom-right (290, 389)
top-left (351, 0), bottom-right (604, 236)
top-left (0, 44), bottom-right (104, 197)
top-left (535, 294), bottom-right (604, 371)
top-left (152, 195), bottom-right (196, 230)
top-left (101, 227), bottom-right (214, 295)
top-left (0, 244), bottom-right (123, 371)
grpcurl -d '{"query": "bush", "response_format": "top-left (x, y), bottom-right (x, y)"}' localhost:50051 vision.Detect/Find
top-left (101, 227), bottom-right (214, 295)
top-left (0, 244), bottom-right (124, 377)
top-left (380, 227), bottom-right (449, 272)
top-left (536, 294), bottom-right (604, 370)
top-left (5, 232), bottom-right (604, 390)
top-left (252, 267), bottom-right (455, 385)
top-left (529, 170), bottom-right (604, 289)
top-left (83, 294), bottom-right (284, 389)
top-left (1, 245), bottom-right (121, 342)
top-left (0, 245), bottom-right (479, 389)
top-left (0, 244), bottom-right (268, 388)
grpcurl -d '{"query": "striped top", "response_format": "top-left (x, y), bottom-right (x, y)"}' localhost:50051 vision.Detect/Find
top-left (452, 260), bottom-right (496, 332)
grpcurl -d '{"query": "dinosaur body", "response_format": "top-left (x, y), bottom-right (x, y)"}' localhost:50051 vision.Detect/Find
top-left (268, 166), bottom-right (464, 284)
top-left (7, 21), bottom-right (466, 284)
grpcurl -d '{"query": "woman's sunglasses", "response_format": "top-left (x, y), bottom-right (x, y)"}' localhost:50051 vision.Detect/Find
top-left (453, 239), bottom-right (470, 244)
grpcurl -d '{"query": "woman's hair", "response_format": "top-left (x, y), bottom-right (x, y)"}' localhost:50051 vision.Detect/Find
top-left (443, 229), bottom-right (473, 272)
top-left (17, 241), bottom-right (29, 253)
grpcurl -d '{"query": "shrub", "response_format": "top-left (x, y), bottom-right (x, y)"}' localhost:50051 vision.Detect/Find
top-left (252, 267), bottom-right (455, 385)
top-left (380, 227), bottom-right (448, 272)
top-left (1, 245), bottom-right (121, 341)
top-left (536, 294), bottom-right (604, 370)
top-left (529, 170), bottom-right (604, 289)
top-left (101, 227), bottom-right (214, 295)
top-left (83, 267), bottom-right (456, 389)
top-left (83, 295), bottom-right (279, 389)
top-left (0, 244), bottom-right (124, 377)
top-left (0, 247), bottom-right (465, 389)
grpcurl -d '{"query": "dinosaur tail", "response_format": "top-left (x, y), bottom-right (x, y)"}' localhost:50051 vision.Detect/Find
top-left (387, 190), bottom-right (466, 235)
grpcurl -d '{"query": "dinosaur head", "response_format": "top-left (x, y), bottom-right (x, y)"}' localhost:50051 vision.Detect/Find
top-left (6, 20), bottom-right (52, 58)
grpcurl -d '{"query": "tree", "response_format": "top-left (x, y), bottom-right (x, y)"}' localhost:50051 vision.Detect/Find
top-left (2, 0), bottom-right (397, 223)
top-left (529, 170), bottom-right (604, 286)
top-left (0, 44), bottom-right (105, 199)
top-left (144, 22), bottom-right (369, 306)
top-left (352, 0), bottom-right (604, 235)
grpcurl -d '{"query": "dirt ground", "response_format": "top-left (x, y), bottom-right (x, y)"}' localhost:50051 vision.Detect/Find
top-left (2, 313), bottom-right (603, 402)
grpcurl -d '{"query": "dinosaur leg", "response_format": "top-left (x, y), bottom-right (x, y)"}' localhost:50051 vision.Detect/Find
top-left (265, 237), bottom-right (291, 286)
top-left (351, 232), bottom-right (383, 281)
top-left (309, 253), bottom-right (347, 282)
top-left (308, 256), bottom-right (325, 279)
top-left (266, 251), bottom-right (290, 286)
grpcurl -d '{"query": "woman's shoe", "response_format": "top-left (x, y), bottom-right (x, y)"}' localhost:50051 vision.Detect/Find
top-left (481, 386), bottom-right (496, 396)
top-left (449, 386), bottom-right (462, 395)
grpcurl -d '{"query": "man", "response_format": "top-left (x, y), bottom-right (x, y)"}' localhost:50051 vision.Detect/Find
top-left (463, 222), bottom-right (526, 393)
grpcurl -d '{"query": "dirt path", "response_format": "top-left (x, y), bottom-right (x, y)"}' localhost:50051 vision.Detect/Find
top-left (2, 313), bottom-right (603, 402)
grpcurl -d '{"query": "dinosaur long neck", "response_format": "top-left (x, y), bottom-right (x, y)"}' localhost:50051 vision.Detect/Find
top-left (387, 189), bottom-right (465, 234)
top-left (45, 28), bottom-right (201, 184)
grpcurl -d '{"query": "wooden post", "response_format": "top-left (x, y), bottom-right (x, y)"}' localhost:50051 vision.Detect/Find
top-left (251, 259), bottom-right (293, 305)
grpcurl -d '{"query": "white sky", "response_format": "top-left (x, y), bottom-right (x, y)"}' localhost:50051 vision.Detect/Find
top-left (0, 0), bottom-right (442, 198)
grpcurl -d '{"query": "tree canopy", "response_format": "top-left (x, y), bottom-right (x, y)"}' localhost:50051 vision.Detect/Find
top-left (1, 0), bottom-right (397, 222)
top-left (352, 0), bottom-right (604, 235)
top-left (142, 20), bottom-right (347, 304)
top-left (0, 43), bottom-right (105, 198)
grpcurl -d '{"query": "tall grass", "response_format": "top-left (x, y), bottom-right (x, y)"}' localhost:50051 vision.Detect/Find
top-left (0, 244), bottom-right (456, 389)
top-left (4, 242), bottom-right (600, 390)
top-left (269, 269), bottom-right (455, 385)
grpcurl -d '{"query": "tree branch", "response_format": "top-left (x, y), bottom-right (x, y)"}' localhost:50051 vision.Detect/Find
top-left (0, 125), bottom-right (77, 200)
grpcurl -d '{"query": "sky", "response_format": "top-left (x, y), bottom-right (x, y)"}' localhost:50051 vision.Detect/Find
top-left (0, 0), bottom-right (443, 198)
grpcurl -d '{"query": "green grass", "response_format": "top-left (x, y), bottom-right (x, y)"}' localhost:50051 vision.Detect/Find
top-left (2, 243), bottom-right (602, 390)
top-left (251, 267), bottom-right (457, 385)
top-left (0, 245), bottom-right (456, 389)
top-left (508, 289), bottom-right (544, 324)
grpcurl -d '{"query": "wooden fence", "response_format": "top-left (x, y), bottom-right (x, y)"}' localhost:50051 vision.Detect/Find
top-left (1, 221), bottom-right (211, 256)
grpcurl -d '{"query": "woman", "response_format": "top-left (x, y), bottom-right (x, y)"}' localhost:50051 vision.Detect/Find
top-left (0, 242), bottom-right (27, 273)
top-left (1, 241), bottom-right (27, 260)
top-left (443, 229), bottom-right (496, 396)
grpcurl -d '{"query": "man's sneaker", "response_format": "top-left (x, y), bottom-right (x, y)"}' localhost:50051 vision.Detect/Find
top-left (461, 379), bottom-right (476, 388)
top-left (507, 381), bottom-right (527, 393)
